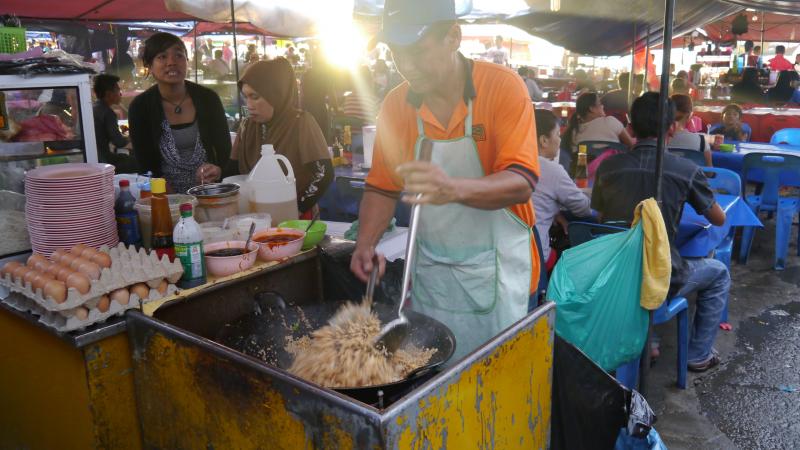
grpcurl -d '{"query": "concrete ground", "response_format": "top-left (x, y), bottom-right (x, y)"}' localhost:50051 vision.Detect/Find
top-left (648, 223), bottom-right (800, 450)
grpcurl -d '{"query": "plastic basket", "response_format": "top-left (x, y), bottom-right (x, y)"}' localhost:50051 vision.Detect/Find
top-left (0, 27), bottom-right (26, 54)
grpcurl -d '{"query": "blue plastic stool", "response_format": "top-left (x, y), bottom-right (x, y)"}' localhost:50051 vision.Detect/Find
top-left (770, 128), bottom-right (800, 146)
top-left (737, 153), bottom-right (800, 270)
top-left (615, 296), bottom-right (689, 390)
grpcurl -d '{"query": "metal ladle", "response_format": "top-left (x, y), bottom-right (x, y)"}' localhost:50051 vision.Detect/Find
top-left (373, 139), bottom-right (433, 353)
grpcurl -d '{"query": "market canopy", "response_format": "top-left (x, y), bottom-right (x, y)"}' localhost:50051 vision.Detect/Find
top-left (0, 0), bottom-right (195, 21)
top-left (504, 0), bottom-right (741, 55)
top-left (720, 0), bottom-right (800, 15)
top-left (703, 10), bottom-right (800, 42)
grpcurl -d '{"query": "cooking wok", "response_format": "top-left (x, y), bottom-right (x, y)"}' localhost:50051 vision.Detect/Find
top-left (215, 291), bottom-right (456, 405)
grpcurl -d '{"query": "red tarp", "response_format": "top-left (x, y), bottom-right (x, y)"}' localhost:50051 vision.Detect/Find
top-left (0, 0), bottom-right (195, 21)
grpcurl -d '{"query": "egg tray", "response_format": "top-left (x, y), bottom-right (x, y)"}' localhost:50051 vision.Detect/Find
top-left (2, 283), bottom-right (180, 332)
top-left (0, 243), bottom-right (183, 313)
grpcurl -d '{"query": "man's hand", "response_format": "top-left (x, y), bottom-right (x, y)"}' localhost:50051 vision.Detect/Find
top-left (396, 161), bottom-right (460, 205)
top-left (350, 245), bottom-right (386, 283)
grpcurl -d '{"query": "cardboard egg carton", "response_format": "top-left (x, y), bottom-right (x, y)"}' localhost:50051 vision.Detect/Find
top-left (1, 283), bottom-right (179, 332)
top-left (0, 243), bottom-right (183, 312)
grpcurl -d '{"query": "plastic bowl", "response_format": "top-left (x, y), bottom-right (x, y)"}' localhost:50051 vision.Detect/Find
top-left (252, 228), bottom-right (306, 261)
top-left (204, 240), bottom-right (258, 277)
top-left (718, 143), bottom-right (735, 153)
top-left (278, 220), bottom-right (327, 250)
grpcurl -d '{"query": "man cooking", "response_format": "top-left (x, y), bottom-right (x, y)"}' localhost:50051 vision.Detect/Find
top-left (350, 0), bottom-right (541, 362)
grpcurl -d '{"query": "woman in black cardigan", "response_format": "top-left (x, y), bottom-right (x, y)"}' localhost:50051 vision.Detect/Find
top-left (129, 32), bottom-right (231, 194)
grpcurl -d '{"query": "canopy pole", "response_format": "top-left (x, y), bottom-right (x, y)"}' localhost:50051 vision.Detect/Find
top-left (193, 21), bottom-right (199, 84)
top-left (230, 0), bottom-right (242, 120)
top-left (628, 23), bottom-right (638, 106)
top-left (643, 25), bottom-right (651, 90)
top-left (639, 0), bottom-right (675, 398)
top-left (759, 10), bottom-right (765, 60)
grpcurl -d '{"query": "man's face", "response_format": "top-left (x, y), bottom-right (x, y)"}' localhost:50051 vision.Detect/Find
top-left (389, 25), bottom-right (459, 95)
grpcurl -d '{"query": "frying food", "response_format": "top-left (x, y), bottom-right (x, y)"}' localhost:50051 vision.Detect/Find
top-left (287, 300), bottom-right (436, 388)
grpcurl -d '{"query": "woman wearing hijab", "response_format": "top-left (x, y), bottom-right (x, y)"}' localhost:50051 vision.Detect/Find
top-left (767, 70), bottom-right (800, 105)
top-left (232, 58), bottom-right (333, 218)
top-left (730, 68), bottom-right (764, 105)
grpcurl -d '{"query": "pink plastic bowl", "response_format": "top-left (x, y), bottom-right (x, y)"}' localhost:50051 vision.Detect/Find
top-left (204, 240), bottom-right (259, 277)
top-left (252, 228), bottom-right (306, 261)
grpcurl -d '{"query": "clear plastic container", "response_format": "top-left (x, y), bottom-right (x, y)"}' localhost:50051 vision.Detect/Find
top-left (225, 213), bottom-right (271, 240)
top-left (199, 221), bottom-right (235, 245)
top-left (134, 194), bottom-right (197, 250)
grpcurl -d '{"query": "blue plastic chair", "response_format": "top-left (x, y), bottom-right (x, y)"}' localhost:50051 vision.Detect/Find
top-left (770, 128), bottom-right (800, 146)
top-left (702, 168), bottom-right (741, 323)
top-left (738, 153), bottom-right (800, 270)
top-left (568, 222), bottom-right (689, 389)
top-left (668, 148), bottom-right (707, 167)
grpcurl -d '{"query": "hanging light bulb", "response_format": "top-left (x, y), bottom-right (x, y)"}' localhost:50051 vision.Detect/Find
top-left (550, 0), bottom-right (561, 12)
top-left (752, 15), bottom-right (758, 21)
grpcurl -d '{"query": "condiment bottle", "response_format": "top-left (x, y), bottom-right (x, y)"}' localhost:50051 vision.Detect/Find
top-left (150, 178), bottom-right (175, 260)
top-left (173, 203), bottom-right (206, 288)
top-left (575, 151), bottom-right (588, 189)
top-left (343, 125), bottom-right (352, 165)
top-left (138, 172), bottom-right (152, 199)
top-left (115, 179), bottom-right (142, 247)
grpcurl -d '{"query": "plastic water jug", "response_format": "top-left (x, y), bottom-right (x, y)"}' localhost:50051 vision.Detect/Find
top-left (247, 144), bottom-right (298, 224)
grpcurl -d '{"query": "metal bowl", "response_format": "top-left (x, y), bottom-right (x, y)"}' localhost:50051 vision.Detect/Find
top-left (187, 183), bottom-right (240, 198)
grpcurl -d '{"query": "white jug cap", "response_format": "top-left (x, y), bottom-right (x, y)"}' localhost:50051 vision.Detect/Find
top-left (261, 144), bottom-right (275, 155)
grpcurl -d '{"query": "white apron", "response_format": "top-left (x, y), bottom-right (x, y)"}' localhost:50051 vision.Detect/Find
top-left (411, 101), bottom-right (533, 363)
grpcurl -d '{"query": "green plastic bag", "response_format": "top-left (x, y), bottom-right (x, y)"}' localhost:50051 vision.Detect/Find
top-left (547, 222), bottom-right (649, 371)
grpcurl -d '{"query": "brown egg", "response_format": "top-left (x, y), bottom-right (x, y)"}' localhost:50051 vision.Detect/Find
top-left (66, 272), bottom-right (91, 295)
top-left (1, 261), bottom-right (22, 277)
top-left (156, 279), bottom-right (168, 295)
top-left (90, 252), bottom-right (112, 269)
top-left (27, 253), bottom-right (47, 269)
top-left (32, 272), bottom-right (53, 291)
top-left (23, 269), bottom-right (40, 287)
top-left (55, 265), bottom-right (74, 282)
top-left (97, 295), bottom-right (111, 313)
top-left (60, 253), bottom-right (77, 267)
top-left (71, 244), bottom-right (88, 255)
top-left (43, 279), bottom-right (67, 304)
top-left (130, 283), bottom-right (149, 300)
top-left (12, 265), bottom-right (31, 282)
top-left (110, 288), bottom-right (130, 306)
top-left (68, 256), bottom-right (85, 271)
top-left (45, 263), bottom-right (62, 277)
top-left (80, 246), bottom-right (98, 259)
top-left (51, 249), bottom-right (67, 262)
top-left (74, 307), bottom-right (89, 320)
top-left (77, 260), bottom-right (101, 280)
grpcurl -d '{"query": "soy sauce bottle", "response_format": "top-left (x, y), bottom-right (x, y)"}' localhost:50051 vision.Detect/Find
top-left (150, 178), bottom-right (175, 260)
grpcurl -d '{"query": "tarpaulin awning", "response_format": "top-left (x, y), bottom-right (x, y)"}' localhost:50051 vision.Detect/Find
top-left (721, 0), bottom-right (800, 15)
top-left (0, 0), bottom-right (195, 21)
top-left (183, 22), bottom-right (279, 37)
top-left (504, 0), bottom-right (742, 55)
top-left (703, 11), bottom-right (800, 42)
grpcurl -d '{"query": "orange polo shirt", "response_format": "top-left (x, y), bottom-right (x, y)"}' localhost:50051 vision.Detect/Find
top-left (366, 56), bottom-right (541, 293)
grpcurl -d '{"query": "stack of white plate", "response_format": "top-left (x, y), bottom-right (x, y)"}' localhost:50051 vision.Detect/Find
top-left (25, 163), bottom-right (119, 256)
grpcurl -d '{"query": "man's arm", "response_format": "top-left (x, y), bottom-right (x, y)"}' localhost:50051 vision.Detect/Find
top-left (105, 109), bottom-right (129, 149)
top-left (397, 162), bottom-right (531, 209)
top-left (350, 190), bottom-right (398, 282)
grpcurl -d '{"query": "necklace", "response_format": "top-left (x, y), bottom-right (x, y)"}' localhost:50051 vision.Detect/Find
top-left (161, 93), bottom-right (187, 114)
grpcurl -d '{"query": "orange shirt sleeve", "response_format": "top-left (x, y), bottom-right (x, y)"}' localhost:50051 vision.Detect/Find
top-left (365, 86), bottom-right (414, 195)
top-left (489, 71), bottom-right (540, 188)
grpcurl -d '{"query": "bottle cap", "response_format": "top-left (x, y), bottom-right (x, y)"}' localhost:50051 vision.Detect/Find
top-left (150, 178), bottom-right (166, 194)
top-left (261, 144), bottom-right (275, 155)
top-left (119, 179), bottom-right (130, 187)
top-left (179, 203), bottom-right (193, 213)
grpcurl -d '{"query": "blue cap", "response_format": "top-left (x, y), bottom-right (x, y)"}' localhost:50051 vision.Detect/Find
top-left (375, 0), bottom-right (457, 47)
